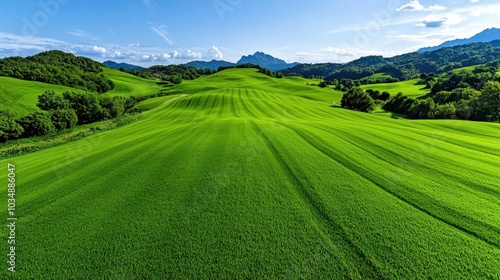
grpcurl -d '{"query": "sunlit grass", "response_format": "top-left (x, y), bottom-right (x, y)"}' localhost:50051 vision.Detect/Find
top-left (1, 69), bottom-right (499, 278)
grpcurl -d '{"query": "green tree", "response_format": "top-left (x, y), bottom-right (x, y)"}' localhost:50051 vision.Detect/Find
top-left (341, 87), bottom-right (375, 113)
top-left (51, 109), bottom-right (78, 130)
top-left (478, 81), bottom-right (500, 122)
top-left (17, 111), bottom-right (55, 137)
top-left (454, 99), bottom-right (477, 120)
top-left (99, 96), bottom-right (126, 119)
top-left (433, 91), bottom-right (451, 105)
top-left (407, 98), bottom-right (435, 119)
top-left (63, 91), bottom-right (105, 124)
top-left (37, 90), bottom-right (70, 111)
top-left (0, 110), bottom-right (24, 142)
top-left (380, 91), bottom-right (391, 101)
top-left (431, 103), bottom-right (456, 119)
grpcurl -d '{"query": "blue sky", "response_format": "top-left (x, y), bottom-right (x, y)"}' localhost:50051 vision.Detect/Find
top-left (1, 0), bottom-right (499, 66)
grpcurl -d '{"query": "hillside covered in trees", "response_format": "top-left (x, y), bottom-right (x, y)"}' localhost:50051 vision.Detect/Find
top-left (129, 65), bottom-right (215, 84)
top-left (283, 40), bottom-right (500, 81)
top-left (340, 63), bottom-right (500, 123)
top-left (0, 50), bottom-right (115, 93)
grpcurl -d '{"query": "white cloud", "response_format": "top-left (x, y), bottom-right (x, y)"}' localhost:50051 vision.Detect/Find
top-left (416, 14), bottom-right (465, 28)
top-left (207, 46), bottom-right (223, 59)
top-left (0, 32), bottom-right (64, 50)
top-left (470, 0), bottom-right (479, 3)
top-left (387, 27), bottom-right (472, 49)
top-left (150, 24), bottom-right (173, 45)
top-left (92, 45), bottom-right (107, 54)
top-left (397, 0), bottom-right (424, 12)
top-left (469, 4), bottom-right (500, 16)
top-left (295, 52), bottom-right (310, 56)
top-left (0, 31), bottom-right (208, 65)
top-left (71, 45), bottom-right (110, 56)
top-left (426, 5), bottom-right (446, 12)
top-left (310, 46), bottom-right (395, 64)
top-left (0, 32), bottom-right (66, 58)
top-left (397, 1), bottom-right (446, 12)
top-left (66, 29), bottom-right (87, 37)
top-left (181, 50), bottom-right (202, 59)
top-left (321, 47), bottom-right (355, 57)
top-left (66, 29), bottom-right (99, 41)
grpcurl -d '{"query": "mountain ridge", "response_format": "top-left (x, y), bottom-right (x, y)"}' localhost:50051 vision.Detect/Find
top-left (103, 60), bottom-right (144, 71)
top-left (236, 51), bottom-right (298, 71)
top-left (184, 52), bottom-right (298, 71)
top-left (283, 40), bottom-right (500, 80)
top-left (417, 27), bottom-right (500, 53)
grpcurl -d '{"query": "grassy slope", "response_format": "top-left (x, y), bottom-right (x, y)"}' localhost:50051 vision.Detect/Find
top-left (360, 78), bottom-right (430, 98)
top-left (363, 72), bottom-right (392, 80)
top-left (451, 65), bottom-right (477, 73)
top-left (0, 77), bottom-right (83, 115)
top-left (1, 69), bottom-right (499, 278)
top-left (0, 68), bottom-right (169, 115)
top-left (103, 67), bottom-right (169, 97)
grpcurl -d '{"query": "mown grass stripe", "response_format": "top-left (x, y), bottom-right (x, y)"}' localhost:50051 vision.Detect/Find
top-left (250, 120), bottom-right (383, 279)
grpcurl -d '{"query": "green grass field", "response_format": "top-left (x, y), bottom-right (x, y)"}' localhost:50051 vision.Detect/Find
top-left (0, 77), bottom-right (83, 115)
top-left (360, 78), bottom-right (430, 98)
top-left (451, 65), bottom-right (477, 73)
top-left (0, 68), bottom-right (170, 115)
top-left (1, 68), bottom-right (499, 278)
top-left (103, 68), bottom-right (172, 97)
top-left (363, 72), bottom-right (393, 80)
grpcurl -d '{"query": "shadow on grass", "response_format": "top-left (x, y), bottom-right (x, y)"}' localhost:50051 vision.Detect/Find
top-left (417, 92), bottom-right (434, 100)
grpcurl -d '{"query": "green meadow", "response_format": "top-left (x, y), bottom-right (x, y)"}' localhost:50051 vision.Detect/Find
top-left (0, 77), bottom-right (83, 115)
top-left (103, 68), bottom-right (171, 97)
top-left (363, 72), bottom-right (393, 80)
top-left (360, 78), bottom-right (430, 98)
top-left (1, 68), bottom-right (499, 278)
top-left (0, 68), bottom-right (170, 116)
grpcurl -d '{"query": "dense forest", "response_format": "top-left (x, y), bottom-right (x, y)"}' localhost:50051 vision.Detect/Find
top-left (0, 50), bottom-right (115, 93)
top-left (341, 64), bottom-right (500, 122)
top-left (283, 40), bottom-right (500, 81)
top-left (281, 63), bottom-right (343, 79)
top-left (129, 65), bottom-right (215, 84)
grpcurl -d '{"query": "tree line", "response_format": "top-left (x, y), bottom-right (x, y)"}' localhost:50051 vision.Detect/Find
top-left (340, 84), bottom-right (500, 122)
top-left (283, 41), bottom-right (500, 81)
top-left (340, 88), bottom-right (391, 113)
top-left (217, 63), bottom-right (283, 78)
top-left (0, 50), bottom-right (115, 93)
top-left (0, 90), bottom-right (139, 142)
top-left (382, 82), bottom-right (500, 122)
top-left (129, 65), bottom-right (215, 84)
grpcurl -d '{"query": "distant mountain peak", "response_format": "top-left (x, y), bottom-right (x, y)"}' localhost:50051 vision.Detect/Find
top-left (185, 52), bottom-right (298, 71)
top-left (236, 52), bottom-right (298, 71)
top-left (103, 60), bottom-right (144, 71)
top-left (417, 27), bottom-right (500, 53)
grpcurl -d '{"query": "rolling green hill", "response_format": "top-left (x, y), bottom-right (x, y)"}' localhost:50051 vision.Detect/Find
top-left (0, 68), bottom-right (171, 115)
top-left (360, 78), bottom-right (430, 98)
top-left (0, 77), bottom-right (84, 115)
top-left (1, 68), bottom-right (499, 278)
top-left (362, 72), bottom-right (393, 80)
top-left (103, 67), bottom-right (172, 97)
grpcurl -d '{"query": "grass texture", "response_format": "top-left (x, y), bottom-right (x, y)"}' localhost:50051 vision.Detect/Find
top-left (360, 78), bottom-right (430, 98)
top-left (1, 69), bottom-right (499, 279)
